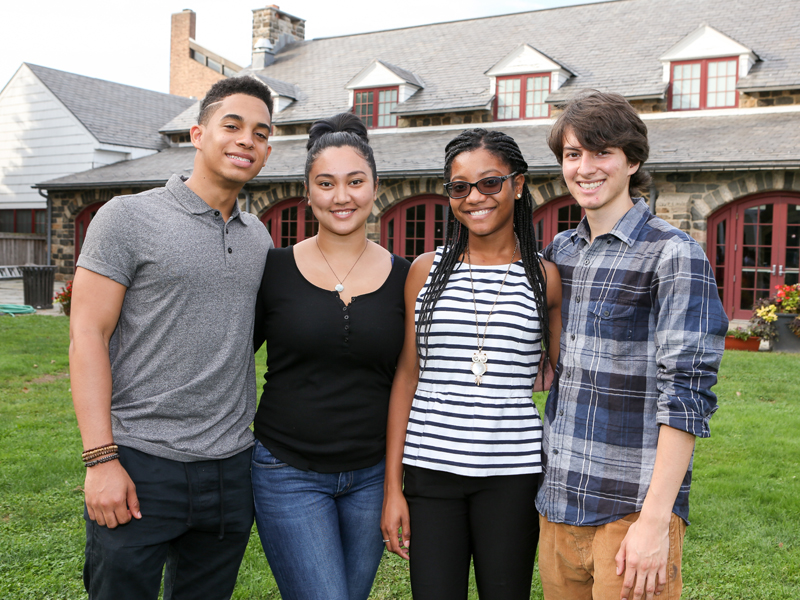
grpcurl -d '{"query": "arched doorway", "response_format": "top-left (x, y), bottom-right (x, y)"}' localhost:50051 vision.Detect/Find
top-left (74, 202), bottom-right (107, 267)
top-left (708, 192), bottom-right (800, 320)
top-left (380, 195), bottom-right (449, 260)
top-left (532, 195), bottom-right (582, 251)
top-left (260, 198), bottom-right (319, 248)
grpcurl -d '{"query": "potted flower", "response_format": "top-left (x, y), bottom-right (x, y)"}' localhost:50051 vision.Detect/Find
top-left (54, 280), bottom-right (72, 316)
top-left (724, 326), bottom-right (761, 352)
top-left (749, 283), bottom-right (800, 353)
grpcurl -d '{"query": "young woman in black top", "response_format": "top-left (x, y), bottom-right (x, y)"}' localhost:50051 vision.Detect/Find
top-left (252, 113), bottom-right (410, 600)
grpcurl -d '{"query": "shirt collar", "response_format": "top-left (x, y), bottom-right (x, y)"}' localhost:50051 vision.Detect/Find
top-left (570, 198), bottom-right (650, 247)
top-left (167, 174), bottom-right (247, 225)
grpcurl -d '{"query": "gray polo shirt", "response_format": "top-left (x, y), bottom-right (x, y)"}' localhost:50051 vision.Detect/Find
top-left (77, 175), bottom-right (272, 461)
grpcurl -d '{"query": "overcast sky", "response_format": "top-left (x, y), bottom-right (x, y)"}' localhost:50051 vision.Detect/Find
top-left (1, 0), bottom-right (610, 95)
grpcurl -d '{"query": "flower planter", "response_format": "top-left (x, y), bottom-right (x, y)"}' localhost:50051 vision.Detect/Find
top-left (724, 336), bottom-right (761, 352)
top-left (772, 313), bottom-right (800, 353)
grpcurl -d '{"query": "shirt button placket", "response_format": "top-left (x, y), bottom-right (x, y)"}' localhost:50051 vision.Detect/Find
top-left (343, 306), bottom-right (350, 343)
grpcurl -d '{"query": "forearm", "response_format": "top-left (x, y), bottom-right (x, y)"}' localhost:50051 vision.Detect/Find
top-left (69, 333), bottom-right (115, 450)
top-left (640, 425), bottom-right (695, 525)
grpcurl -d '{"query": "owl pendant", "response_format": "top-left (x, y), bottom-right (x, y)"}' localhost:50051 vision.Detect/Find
top-left (471, 351), bottom-right (488, 385)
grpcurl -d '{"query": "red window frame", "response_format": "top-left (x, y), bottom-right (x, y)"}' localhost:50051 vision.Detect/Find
top-left (380, 195), bottom-right (449, 260)
top-left (494, 74), bottom-right (551, 121)
top-left (353, 86), bottom-right (399, 129)
top-left (260, 198), bottom-right (319, 248)
top-left (668, 57), bottom-right (739, 111)
top-left (708, 192), bottom-right (800, 320)
top-left (532, 195), bottom-right (583, 251)
top-left (0, 209), bottom-right (47, 234)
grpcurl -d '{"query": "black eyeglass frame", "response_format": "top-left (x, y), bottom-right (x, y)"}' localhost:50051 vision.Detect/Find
top-left (443, 172), bottom-right (521, 199)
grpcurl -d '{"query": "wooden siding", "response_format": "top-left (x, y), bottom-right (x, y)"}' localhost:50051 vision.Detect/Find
top-left (0, 65), bottom-right (130, 211)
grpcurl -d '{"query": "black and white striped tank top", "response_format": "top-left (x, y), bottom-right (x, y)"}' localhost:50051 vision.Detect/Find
top-left (403, 247), bottom-right (544, 477)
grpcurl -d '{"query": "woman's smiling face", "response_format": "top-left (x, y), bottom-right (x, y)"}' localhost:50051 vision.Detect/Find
top-left (306, 145), bottom-right (377, 236)
top-left (448, 147), bottom-right (523, 239)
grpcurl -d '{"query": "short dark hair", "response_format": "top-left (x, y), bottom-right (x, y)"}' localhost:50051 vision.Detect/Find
top-left (198, 76), bottom-right (274, 125)
top-left (304, 112), bottom-right (377, 183)
top-left (548, 90), bottom-right (651, 196)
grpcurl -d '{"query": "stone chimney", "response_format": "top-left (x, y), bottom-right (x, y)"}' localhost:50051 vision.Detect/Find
top-left (251, 5), bottom-right (305, 67)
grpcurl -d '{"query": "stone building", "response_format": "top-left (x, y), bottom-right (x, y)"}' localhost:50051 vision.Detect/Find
top-left (38, 0), bottom-right (800, 323)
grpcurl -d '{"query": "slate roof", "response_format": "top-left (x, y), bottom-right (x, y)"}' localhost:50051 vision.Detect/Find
top-left (235, 0), bottom-right (799, 124)
top-left (36, 110), bottom-right (800, 190)
top-left (27, 63), bottom-right (195, 150)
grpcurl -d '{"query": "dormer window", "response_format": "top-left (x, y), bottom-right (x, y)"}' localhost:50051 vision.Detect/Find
top-left (486, 44), bottom-right (572, 122)
top-left (354, 87), bottom-right (399, 128)
top-left (660, 25), bottom-right (757, 112)
top-left (670, 57), bottom-right (738, 110)
top-left (346, 60), bottom-right (424, 130)
top-left (495, 74), bottom-right (551, 120)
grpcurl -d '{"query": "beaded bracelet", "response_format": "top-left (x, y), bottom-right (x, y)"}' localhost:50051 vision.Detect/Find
top-left (84, 453), bottom-right (120, 468)
top-left (82, 444), bottom-right (118, 461)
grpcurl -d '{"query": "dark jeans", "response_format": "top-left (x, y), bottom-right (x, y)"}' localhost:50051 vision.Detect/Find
top-left (83, 445), bottom-right (254, 600)
top-left (403, 465), bottom-right (540, 600)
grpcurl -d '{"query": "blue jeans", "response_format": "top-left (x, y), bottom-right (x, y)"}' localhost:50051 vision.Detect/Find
top-left (251, 440), bottom-right (386, 600)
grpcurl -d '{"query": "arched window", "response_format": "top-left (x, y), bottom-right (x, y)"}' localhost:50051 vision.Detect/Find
top-left (260, 198), bottom-right (319, 248)
top-left (74, 202), bottom-right (107, 267)
top-left (380, 195), bottom-right (449, 260)
top-left (532, 195), bottom-right (582, 251)
top-left (708, 192), bottom-right (800, 320)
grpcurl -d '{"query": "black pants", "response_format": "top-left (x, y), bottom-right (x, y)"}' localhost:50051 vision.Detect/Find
top-left (83, 446), bottom-right (254, 600)
top-left (403, 465), bottom-right (540, 600)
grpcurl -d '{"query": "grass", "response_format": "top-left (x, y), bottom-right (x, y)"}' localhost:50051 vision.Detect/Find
top-left (1, 315), bottom-right (798, 599)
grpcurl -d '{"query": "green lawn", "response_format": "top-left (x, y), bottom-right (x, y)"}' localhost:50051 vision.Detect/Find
top-left (1, 315), bottom-right (798, 599)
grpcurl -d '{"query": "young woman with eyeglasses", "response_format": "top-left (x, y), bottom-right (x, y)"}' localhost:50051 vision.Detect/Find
top-left (381, 128), bottom-right (561, 600)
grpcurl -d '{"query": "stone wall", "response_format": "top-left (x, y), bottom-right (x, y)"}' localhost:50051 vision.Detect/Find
top-left (398, 110), bottom-right (491, 128)
top-left (651, 170), bottom-right (800, 247)
top-left (740, 89), bottom-right (800, 108)
top-left (272, 122), bottom-right (312, 136)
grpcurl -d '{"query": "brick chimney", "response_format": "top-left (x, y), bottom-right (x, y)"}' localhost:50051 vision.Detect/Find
top-left (170, 8), bottom-right (227, 99)
top-left (252, 5), bottom-right (305, 62)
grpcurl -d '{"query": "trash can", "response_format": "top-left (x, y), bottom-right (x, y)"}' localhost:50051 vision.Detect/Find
top-left (20, 266), bottom-right (57, 309)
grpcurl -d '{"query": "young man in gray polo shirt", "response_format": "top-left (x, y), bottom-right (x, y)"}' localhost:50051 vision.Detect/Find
top-left (70, 77), bottom-right (274, 599)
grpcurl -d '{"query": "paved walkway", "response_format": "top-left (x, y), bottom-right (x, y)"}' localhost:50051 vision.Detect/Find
top-left (0, 278), bottom-right (65, 316)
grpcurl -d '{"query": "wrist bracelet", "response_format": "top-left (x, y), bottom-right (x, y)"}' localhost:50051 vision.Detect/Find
top-left (82, 444), bottom-right (118, 462)
top-left (84, 453), bottom-right (120, 468)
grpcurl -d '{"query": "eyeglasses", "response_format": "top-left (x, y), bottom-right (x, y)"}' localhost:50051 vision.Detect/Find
top-left (443, 172), bottom-right (519, 199)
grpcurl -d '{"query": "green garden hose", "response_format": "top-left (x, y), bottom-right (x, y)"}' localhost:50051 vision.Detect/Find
top-left (0, 304), bottom-right (37, 316)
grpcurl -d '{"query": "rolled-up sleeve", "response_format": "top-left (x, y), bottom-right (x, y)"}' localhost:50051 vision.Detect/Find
top-left (653, 238), bottom-right (728, 438)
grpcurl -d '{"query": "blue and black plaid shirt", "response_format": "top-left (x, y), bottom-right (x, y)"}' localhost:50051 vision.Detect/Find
top-left (535, 199), bottom-right (728, 526)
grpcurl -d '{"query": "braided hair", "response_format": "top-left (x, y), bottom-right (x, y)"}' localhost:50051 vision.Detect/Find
top-left (416, 128), bottom-right (550, 368)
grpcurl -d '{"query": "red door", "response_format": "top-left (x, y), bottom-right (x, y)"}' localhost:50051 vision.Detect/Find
top-left (74, 202), bottom-right (107, 268)
top-left (381, 195), bottom-right (449, 260)
top-left (708, 193), bottom-right (800, 320)
top-left (260, 198), bottom-right (319, 248)
top-left (532, 195), bottom-right (583, 251)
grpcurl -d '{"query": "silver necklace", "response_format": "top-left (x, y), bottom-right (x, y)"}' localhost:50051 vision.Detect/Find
top-left (466, 237), bottom-right (518, 386)
top-left (315, 236), bottom-right (369, 293)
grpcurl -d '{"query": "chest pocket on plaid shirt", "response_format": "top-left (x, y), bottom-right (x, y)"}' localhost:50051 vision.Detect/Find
top-left (587, 299), bottom-right (637, 341)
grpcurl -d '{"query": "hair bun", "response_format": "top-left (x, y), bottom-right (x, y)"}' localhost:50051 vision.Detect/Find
top-left (307, 112), bottom-right (369, 150)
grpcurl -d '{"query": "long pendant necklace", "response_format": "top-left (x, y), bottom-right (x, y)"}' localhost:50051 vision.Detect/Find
top-left (316, 236), bottom-right (369, 293)
top-left (466, 237), bottom-right (518, 386)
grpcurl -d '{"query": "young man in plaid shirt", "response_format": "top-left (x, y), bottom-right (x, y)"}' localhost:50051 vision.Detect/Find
top-left (536, 91), bottom-right (728, 600)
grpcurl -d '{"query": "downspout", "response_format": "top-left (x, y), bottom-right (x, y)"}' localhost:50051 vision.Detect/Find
top-left (649, 177), bottom-right (658, 215)
top-left (38, 189), bottom-right (51, 266)
top-left (244, 187), bottom-right (252, 214)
